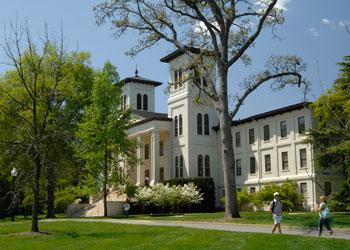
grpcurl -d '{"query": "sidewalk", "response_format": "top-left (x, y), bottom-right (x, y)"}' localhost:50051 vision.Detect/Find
top-left (44, 218), bottom-right (350, 240)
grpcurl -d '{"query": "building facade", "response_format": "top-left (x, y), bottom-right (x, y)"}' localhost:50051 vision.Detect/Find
top-left (122, 49), bottom-right (341, 210)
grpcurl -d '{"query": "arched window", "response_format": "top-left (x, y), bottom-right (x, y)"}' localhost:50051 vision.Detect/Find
top-left (123, 95), bottom-right (127, 109)
top-left (175, 156), bottom-right (179, 178)
top-left (204, 114), bottom-right (209, 135)
top-left (197, 113), bottom-right (202, 135)
top-left (180, 155), bottom-right (184, 178)
top-left (205, 155), bottom-right (210, 177)
top-left (178, 68), bottom-right (183, 88)
top-left (179, 115), bottom-right (183, 136)
top-left (174, 70), bottom-right (178, 90)
top-left (137, 93), bottom-right (142, 110)
top-left (198, 155), bottom-right (203, 177)
top-left (143, 94), bottom-right (148, 111)
top-left (174, 116), bottom-right (178, 137)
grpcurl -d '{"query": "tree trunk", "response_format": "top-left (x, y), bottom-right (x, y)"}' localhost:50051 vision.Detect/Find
top-left (217, 63), bottom-right (240, 218)
top-left (103, 148), bottom-right (108, 217)
top-left (31, 155), bottom-right (41, 232)
top-left (46, 162), bottom-right (56, 218)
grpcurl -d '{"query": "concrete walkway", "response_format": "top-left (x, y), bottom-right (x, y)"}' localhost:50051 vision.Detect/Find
top-left (43, 218), bottom-right (350, 240)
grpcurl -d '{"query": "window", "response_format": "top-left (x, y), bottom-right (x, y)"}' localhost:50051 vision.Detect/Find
top-left (178, 68), bottom-right (183, 87)
top-left (197, 113), bottom-right (202, 135)
top-left (325, 182), bottom-right (332, 196)
top-left (204, 114), bottom-right (209, 135)
top-left (205, 155), bottom-right (210, 177)
top-left (250, 187), bottom-right (256, 193)
top-left (263, 125), bottom-right (270, 141)
top-left (300, 182), bottom-right (307, 196)
top-left (250, 157), bottom-right (256, 174)
top-left (203, 77), bottom-right (208, 87)
top-left (159, 141), bottom-right (164, 156)
top-left (282, 152), bottom-right (288, 171)
top-left (174, 116), bottom-right (178, 137)
top-left (143, 94), bottom-right (148, 111)
top-left (235, 132), bottom-right (241, 147)
top-left (144, 144), bottom-right (149, 159)
top-left (179, 155), bottom-right (184, 178)
top-left (175, 156), bottom-right (179, 178)
top-left (174, 69), bottom-right (178, 90)
top-left (198, 155), bottom-right (203, 177)
top-left (249, 128), bottom-right (254, 144)
top-left (122, 95), bottom-right (127, 109)
top-left (160, 167), bottom-right (164, 182)
top-left (179, 115), bottom-right (183, 136)
top-left (280, 121), bottom-right (287, 138)
top-left (298, 116), bottom-right (306, 134)
top-left (300, 148), bottom-right (307, 168)
top-left (137, 93), bottom-right (142, 110)
top-left (236, 159), bottom-right (242, 176)
top-left (265, 154), bottom-right (271, 172)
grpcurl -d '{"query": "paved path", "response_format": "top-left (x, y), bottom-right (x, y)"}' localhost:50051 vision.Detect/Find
top-left (43, 218), bottom-right (350, 240)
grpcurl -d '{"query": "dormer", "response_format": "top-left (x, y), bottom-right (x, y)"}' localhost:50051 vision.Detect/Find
top-left (121, 70), bottom-right (162, 113)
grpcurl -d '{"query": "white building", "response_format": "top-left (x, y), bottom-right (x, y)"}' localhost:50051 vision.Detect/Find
top-left (122, 49), bottom-right (342, 210)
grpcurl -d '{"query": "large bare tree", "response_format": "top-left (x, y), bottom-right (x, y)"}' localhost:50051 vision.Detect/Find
top-left (94, 0), bottom-right (309, 218)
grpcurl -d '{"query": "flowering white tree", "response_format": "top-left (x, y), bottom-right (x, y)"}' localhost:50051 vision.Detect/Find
top-left (133, 183), bottom-right (203, 211)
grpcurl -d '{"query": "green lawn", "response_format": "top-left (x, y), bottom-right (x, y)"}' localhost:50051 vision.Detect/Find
top-left (0, 221), bottom-right (349, 250)
top-left (125, 211), bottom-right (350, 229)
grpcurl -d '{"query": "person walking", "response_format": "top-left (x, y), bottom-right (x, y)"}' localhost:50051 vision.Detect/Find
top-left (124, 200), bottom-right (131, 218)
top-left (316, 196), bottom-right (334, 238)
top-left (270, 192), bottom-right (283, 234)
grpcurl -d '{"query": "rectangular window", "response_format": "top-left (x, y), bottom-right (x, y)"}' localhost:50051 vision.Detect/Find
top-left (249, 128), bottom-right (255, 144)
top-left (235, 132), bottom-right (241, 147)
top-left (298, 116), bottom-right (306, 134)
top-left (250, 187), bottom-right (256, 193)
top-left (145, 169), bottom-right (150, 178)
top-left (175, 156), bottom-right (179, 178)
top-left (179, 155), bottom-right (184, 178)
top-left (160, 167), bottom-right (164, 182)
top-left (144, 144), bottom-right (149, 159)
top-left (263, 125), bottom-right (270, 141)
top-left (236, 159), bottom-right (242, 176)
top-left (282, 152), bottom-right (289, 171)
top-left (280, 121), bottom-right (287, 138)
top-left (300, 182), bottom-right (307, 196)
top-left (159, 141), bottom-right (164, 156)
top-left (250, 157), bottom-right (256, 174)
top-left (265, 154), bottom-right (271, 172)
top-left (325, 182), bottom-right (332, 196)
top-left (300, 148), bottom-right (307, 168)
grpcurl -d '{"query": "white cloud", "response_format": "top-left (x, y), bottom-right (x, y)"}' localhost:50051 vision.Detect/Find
top-left (275, 0), bottom-right (291, 11)
top-left (339, 21), bottom-right (350, 28)
top-left (309, 27), bottom-right (319, 37)
top-left (322, 18), bottom-right (331, 25)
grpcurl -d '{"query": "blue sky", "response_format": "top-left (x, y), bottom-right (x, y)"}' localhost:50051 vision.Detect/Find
top-left (0, 0), bottom-right (349, 118)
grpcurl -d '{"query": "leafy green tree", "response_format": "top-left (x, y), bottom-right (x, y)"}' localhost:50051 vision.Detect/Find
top-left (306, 56), bottom-right (350, 209)
top-left (94, 0), bottom-right (309, 218)
top-left (76, 61), bottom-right (136, 216)
top-left (0, 23), bottom-right (94, 231)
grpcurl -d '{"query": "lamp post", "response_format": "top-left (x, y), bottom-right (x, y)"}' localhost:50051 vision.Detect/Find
top-left (10, 167), bottom-right (17, 221)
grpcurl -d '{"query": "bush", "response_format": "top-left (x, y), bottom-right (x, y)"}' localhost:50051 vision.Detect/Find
top-left (328, 181), bottom-right (350, 212)
top-left (220, 189), bottom-right (252, 211)
top-left (165, 178), bottom-right (216, 212)
top-left (133, 183), bottom-right (203, 212)
top-left (251, 181), bottom-right (304, 211)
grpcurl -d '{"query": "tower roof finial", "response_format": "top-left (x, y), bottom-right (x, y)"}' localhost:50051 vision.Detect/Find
top-left (135, 64), bottom-right (139, 77)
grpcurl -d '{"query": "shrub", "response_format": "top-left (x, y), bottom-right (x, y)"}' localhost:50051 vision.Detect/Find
top-left (328, 181), bottom-right (350, 212)
top-left (165, 177), bottom-right (216, 212)
top-left (251, 181), bottom-right (304, 211)
top-left (133, 183), bottom-right (203, 212)
top-left (220, 189), bottom-right (252, 211)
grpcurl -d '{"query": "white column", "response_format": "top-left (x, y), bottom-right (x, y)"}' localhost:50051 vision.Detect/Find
top-left (136, 136), bottom-right (144, 186)
top-left (150, 130), bottom-right (160, 185)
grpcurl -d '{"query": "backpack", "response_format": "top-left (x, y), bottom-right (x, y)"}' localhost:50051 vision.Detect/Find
top-left (320, 206), bottom-right (331, 219)
top-left (270, 200), bottom-right (283, 213)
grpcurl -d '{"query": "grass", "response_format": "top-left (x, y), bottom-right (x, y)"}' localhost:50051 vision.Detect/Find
top-left (124, 211), bottom-right (350, 229)
top-left (0, 221), bottom-right (349, 250)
